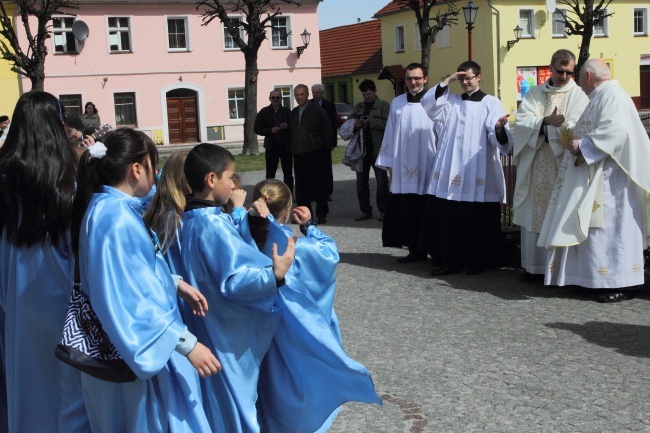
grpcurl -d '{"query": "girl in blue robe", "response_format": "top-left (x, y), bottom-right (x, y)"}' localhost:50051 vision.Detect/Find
top-left (243, 179), bottom-right (382, 433)
top-left (70, 129), bottom-right (221, 433)
top-left (0, 91), bottom-right (89, 433)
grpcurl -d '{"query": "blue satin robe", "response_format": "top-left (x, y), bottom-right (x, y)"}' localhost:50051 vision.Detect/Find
top-left (241, 218), bottom-right (382, 433)
top-left (0, 231), bottom-right (89, 433)
top-left (78, 186), bottom-right (210, 433)
top-left (180, 207), bottom-right (280, 433)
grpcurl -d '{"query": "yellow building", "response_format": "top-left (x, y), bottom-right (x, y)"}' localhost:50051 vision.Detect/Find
top-left (0, 3), bottom-right (21, 117)
top-left (374, 0), bottom-right (650, 114)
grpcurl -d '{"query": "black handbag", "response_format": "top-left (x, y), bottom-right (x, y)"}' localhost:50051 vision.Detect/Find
top-left (55, 279), bottom-right (137, 383)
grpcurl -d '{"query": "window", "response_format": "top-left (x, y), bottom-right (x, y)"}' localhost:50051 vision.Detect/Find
top-left (223, 16), bottom-right (244, 50)
top-left (436, 25), bottom-right (450, 48)
top-left (167, 17), bottom-right (189, 51)
top-left (271, 16), bottom-right (291, 48)
top-left (108, 17), bottom-right (131, 52)
top-left (395, 25), bottom-right (405, 52)
top-left (274, 86), bottom-right (293, 109)
top-left (228, 88), bottom-right (245, 120)
top-left (414, 22), bottom-right (421, 51)
top-left (60, 94), bottom-right (82, 118)
top-left (551, 9), bottom-right (567, 38)
top-left (594, 9), bottom-right (608, 37)
top-left (114, 93), bottom-right (137, 127)
top-left (634, 8), bottom-right (647, 36)
top-left (52, 16), bottom-right (77, 54)
top-left (518, 9), bottom-right (534, 38)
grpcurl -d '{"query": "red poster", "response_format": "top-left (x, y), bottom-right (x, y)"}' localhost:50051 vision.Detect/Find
top-left (537, 66), bottom-right (552, 85)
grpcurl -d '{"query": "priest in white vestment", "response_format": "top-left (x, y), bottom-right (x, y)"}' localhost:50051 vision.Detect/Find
top-left (421, 61), bottom-right (512, 276)
top-left (376, 63), bottom-right (437, 263)
top-left (513, 50), bottom-right (589, 276)
top-left (539, 59), bottom-right (650, 302)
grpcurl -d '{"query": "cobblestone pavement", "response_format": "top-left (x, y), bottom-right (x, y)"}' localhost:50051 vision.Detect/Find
top-left (238, 163), bottom-right (650, 433)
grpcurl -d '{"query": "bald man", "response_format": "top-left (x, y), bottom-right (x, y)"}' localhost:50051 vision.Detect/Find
top-left (538, 59), bottom-right (650, 302)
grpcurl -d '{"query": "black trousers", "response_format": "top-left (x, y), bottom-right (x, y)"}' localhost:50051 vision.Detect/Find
top-left (293, 151), bottom-right (329, 218)
top-left (265, 141), bottom-right (294, 193)
top-left (382, 193), bottom-right (427, 254)
top-left (356, 152), bottom-right (389, 215)
top-left (322, 146), bottom-right (334, 197)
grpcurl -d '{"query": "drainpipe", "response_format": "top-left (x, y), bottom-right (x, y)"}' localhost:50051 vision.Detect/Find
top-left (487, 0), bottom-right (501, 100)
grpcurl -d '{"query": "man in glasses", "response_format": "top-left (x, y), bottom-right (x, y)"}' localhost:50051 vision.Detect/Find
top-left (538, 58), bottom-right (650, 302)
top-left (376, 62), bottom-right (437, 264)
top-left (512, 49), bottom-right (589, 280)
top-left (421, 61), bottom-right (512, 276)
top-left (254, 89), bottom-right (293, 193)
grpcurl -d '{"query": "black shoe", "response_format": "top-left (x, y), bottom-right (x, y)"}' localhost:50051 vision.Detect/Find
top-left (317, 216), bottom-right (327, 224)
top-left (396, 253), bottom-right (427, 263)
top-left (327, 196), bottom-right (333, 202)
top-left (429, 265), bottom-right (462, 276)
top-left (596, 292), bottom-right (632, 303)
top-left (465, 266), bottom-right (486, 276)
top-left (355, 213), bottom-right (373, 221)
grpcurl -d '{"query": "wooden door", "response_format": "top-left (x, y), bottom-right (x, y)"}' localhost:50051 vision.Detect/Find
top-left (641, 69), bottom-right (650, 109)
top-left (167, 96), bottom-right (199, 144)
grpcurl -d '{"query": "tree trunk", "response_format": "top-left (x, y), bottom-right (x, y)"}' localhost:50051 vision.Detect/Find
top-left (420, 37), bottom-right (432, 74)
top-left (575, 28), bottom-right (593, 81)
top-left (242, 49), bottom-right (259, 155)
top-left (30, 58), bottom-right (46, 91)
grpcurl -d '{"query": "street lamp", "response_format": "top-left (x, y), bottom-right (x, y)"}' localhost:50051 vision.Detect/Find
top-left (296, 28), bottom-right (311, 58)
top-left (462, 0), bottom-right (479, 61)
top-left (507, 25), bottom-right (523, 51)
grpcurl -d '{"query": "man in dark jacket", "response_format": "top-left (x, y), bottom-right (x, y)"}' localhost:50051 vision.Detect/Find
top-left (311, 84), bottom-right (338, 200)
top-left (254, 89), bottom-right (293, 192)
top-left (290, 84), bottom-right (334, 224)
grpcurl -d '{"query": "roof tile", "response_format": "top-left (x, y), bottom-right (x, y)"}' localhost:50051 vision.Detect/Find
top-left (320, 20), bottom-right (383, 77)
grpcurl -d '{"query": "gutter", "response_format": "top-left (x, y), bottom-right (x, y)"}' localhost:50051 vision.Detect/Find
top-left (487, 0), bottom-right (501, 100)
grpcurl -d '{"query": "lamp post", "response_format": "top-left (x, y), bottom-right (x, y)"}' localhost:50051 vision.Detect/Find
top-left (296, 28), bottom-right (311, 58)
top-left (462, 0), bottom-right (479, 61)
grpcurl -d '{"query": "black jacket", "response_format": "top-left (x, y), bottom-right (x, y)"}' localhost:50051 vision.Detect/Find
top-left (311, 98), bottom-right (338, 147)
top-left (289, 103), bottom-right (334, 155)
top-left (254, 104), bottom-right (291, 149)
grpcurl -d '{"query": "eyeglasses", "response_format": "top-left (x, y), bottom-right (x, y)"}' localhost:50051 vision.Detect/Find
top-left (270, 96), bottom-right (281, 100)
top-left (551, 65), bottom-right (574, 76)
top-left (458, 75), bottom-right (477, 82)
top-left (405, 76), bottom-right (424, 81)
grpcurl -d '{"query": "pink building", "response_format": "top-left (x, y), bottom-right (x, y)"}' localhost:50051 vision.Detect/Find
top-left (20, 0), bottom-right (322, 145)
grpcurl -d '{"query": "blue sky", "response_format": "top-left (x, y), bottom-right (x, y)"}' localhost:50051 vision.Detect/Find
top-left (318, 0), bottom-right (392, 30)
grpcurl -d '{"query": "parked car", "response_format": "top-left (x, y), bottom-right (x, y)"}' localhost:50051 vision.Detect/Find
top-left (335, 102), bottom-right (354, 126)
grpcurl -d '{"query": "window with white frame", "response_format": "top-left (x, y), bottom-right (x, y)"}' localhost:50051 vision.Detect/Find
top-left (551, 9), bottom-right (568, 37)
top-left (60, 94), bottom-right (82, 118)
top-left (593, 9), bottom-right (608, 37)
top-left (228, 88), bottom-right (245, 120)
top-left (414, 22), bottom-right (421, 51)
top-left (223, 16), bottom-right (244, 50)
top-left (634, 8), bottom-right (647, 36)
top-left (395, 25), bottom-right (405, 52)
top-left (274, 86), bottom-right (293, 109)
top-left (167, 17), bottom-right (189, 51)
top-left (114, 93), bottom-right (137, 127)
top-left (108, 17), bottom-right (131, 52)
top-left (271, 16), bottom-right (291, 48)
top-left (519, 9), bottom-right (534, 38)
top-left (52, 16), bottom-right (77, 54)
top-left (436, 25), bottom-right (450, 48)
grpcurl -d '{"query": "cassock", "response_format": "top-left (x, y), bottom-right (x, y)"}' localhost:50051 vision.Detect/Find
top-left (180, 205), bottom-right (279, 433)
top-left (78, 186), bottom-right (210, 433)
top-left (0, 233), bottom-right (88, 433)
top-left (421, 84), bottom-right (513, 271)
top-left (238, 217), bottom-right (381, 433)
top-left (538, 80), bottom-right (650, 288)
top-left (375, 91), bottom-right (437, 254)
top-left (513, 79), bottom-right (588, 274)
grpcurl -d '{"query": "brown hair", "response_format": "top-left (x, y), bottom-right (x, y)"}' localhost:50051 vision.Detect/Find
top-left (252, 179), bottom-right (292, 222)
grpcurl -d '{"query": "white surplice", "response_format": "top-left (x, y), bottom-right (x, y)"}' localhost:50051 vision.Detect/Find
top-left (421, 84), bottom-right (513, 203)
top-left (375, 94), bottom-right (437, 195)
top-left (513, 79), bottom-right (589, 273)
top-left (539, 80), bottom-right (650, 288)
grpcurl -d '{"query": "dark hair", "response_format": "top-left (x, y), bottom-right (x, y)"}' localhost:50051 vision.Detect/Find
top-left (71, 128), bottom-right (157, 255)
top-left (405, 62), bottom-right (427, 77)
top-left (550, 49), bottom-right (576, 67)
top-left (0, 91), bottom-right (76, 247)
top-left (457, 60), bottom-right (481, 75)
top-left (358, 79), bottom-right (377, 92)
top-left (85, 101), bottom-right (98, 115)
top-left (0, 115), bottom-right (8, 123)
top-left (184, 143), bottom-right (235, 194)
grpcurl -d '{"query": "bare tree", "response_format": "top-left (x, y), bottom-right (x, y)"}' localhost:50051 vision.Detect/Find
top-left (0, 1), bottom-right (79, 91)
top-left (394, 0), bottom-right (460, 72)
top-left (555, 0), bottom-right (614, 79)
top-left (196, 0), bottom-right (302, 155)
